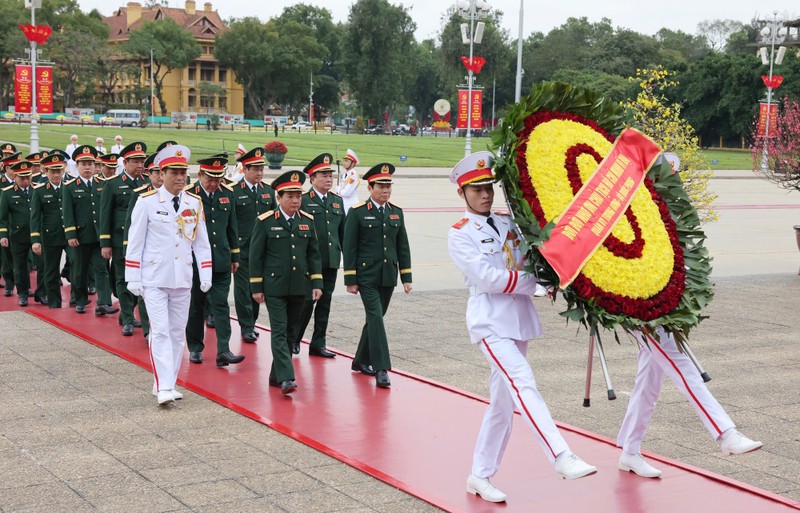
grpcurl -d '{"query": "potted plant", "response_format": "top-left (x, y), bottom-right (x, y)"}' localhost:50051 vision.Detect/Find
top-left (264, 141), bottom-right (288, 170)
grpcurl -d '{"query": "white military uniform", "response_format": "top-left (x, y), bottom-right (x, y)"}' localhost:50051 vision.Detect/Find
top-left (65, 141), bottom-right (79, 178)
top-left (111, 143), bottom-right (124, 174)
top-left (617, 327), bottom-right (735, 454)
top-left (125, 182), bottom-right (212, 394)
top-left (337, 149), bottom-right (360, 213)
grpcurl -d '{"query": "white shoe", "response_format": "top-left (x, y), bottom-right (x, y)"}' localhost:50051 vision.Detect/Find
top-left (719, 430), bottom-right (763, 455)
top-left (554, 452), bottom-right (597, 480)
top-left (619, 452), bottom-right (662, 478)
top-left (533, 284), bottom-right (548, 297)
top-left (171, 390), bottom-right (183, 400)
top-left (466, 474), bottom-right (507, 503)
top-left (156, 390), bottom-right (175, 405)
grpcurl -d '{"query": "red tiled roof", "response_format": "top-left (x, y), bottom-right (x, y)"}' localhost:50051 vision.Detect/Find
top-left (103, 4), bottom-right (226, 43)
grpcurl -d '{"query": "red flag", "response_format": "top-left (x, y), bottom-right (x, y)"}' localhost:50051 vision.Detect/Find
top-left (19, 24), bottom-right (53, 45)
top-left (460, 56), bottom-right (487, 74)
top-left (761, 75), bottom-right (784, 89)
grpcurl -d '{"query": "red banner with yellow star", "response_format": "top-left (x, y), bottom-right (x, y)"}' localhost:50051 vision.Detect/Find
top-left (539, 128), bottom-right (661, 288)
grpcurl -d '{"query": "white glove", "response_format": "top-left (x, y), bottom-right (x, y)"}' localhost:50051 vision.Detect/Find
top-left (127, 281), bottom-right (143, 296)
top-left (200, 281), bottom-right (212, 293)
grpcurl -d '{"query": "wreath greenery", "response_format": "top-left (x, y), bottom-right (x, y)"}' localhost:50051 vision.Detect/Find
top-left (491, 82), bottom-right (714, 341)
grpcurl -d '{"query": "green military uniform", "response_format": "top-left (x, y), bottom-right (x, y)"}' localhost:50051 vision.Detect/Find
top-left (343, 163), bottom-right (412, 376)
top-left (186, 156), bottom-right (242, 364)
top-left (233, 147), bottom-right (276, 340)
top-left (25, 152), bottom-right (49, 185)
top-left (293, 153), bottom-right (345, 356)
top-left (250, 171), bottom-right (322, 389)
top-left (120, 181), bottom-right (154, 336)
top-left (30, 154), bottom-right (68, 307)
top-left (0, 151), bottom-right (20, 295)
top-left (100, 142), bottom-right (149, 331)
top-left (62, 146), bottom-right (115, 313)
top-left (0, 160), bottom-right (45, 305)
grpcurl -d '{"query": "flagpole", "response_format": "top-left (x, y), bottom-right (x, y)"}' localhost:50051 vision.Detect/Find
top-left (29, 0), bottom-right (39, 152)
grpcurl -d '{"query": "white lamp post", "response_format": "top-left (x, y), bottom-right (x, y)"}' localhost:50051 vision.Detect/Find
top-left (758, 11), bottom-right (787, 172)
top-left (456, 0), bottom-right (490, 157)
top-left (26, 0), bottom-right (42, 153)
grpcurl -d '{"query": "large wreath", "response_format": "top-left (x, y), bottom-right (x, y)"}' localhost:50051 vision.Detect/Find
top-left (492, 82), bottom-right (714, 338)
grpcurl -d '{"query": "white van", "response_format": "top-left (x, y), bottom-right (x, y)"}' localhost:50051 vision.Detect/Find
top-left (105, 109), bottom-right (142, 127)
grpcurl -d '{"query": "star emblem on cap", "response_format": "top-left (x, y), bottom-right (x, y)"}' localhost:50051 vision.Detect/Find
top-left (53, 156), bottom-right (60, 162)
top-left (323, 155), bottom-right (330, 164)
top-left (83, 147), bottom-right (91, 154)
top-left (476, 159), bottom-right (486, 169)
top-left (176, 150), bottom-right (183, 157)
top-left (256, 149), bottom-right (262, 157)
top-left (135, 143), bottom-right (142, 151)
top-left (381, 164), bottom-right (389, 173)
top-left (213, 160), bottom-right (220, 167)
top-left (291, 172), bottom-right (299, 182)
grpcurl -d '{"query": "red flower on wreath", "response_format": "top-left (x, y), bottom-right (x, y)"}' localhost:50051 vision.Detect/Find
top-left (264, 141), bottom-right (288, 154)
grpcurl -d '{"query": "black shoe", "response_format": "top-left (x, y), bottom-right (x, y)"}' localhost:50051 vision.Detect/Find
top-left (60, 269), bottom-right (70, 282)
top-left (242, 331), bottom-right (257, 343)
top-left (132, 319), bottom-right (142, 328)
top-left (280, 380), bottom-right (297, 395)
top-left (216, 351), bottom-right (245, 367)
top-left (189, 351), bottom-right (204, 364)
top-left (206, 315), bottom-right (215, 328)
top-left (4, 289), bottom-right (13, 297)
top-left (76, 299), bottom-right (91, 308)
top-left (351, 362), bottom-right (376, 376)
top-left (309, 347), bottom-right (336, 358)
top-left (34, 295), bottom-right (48, 305)
top-left (87, 286), bottom-right (96, 295)
top-left (0, 282), bottom-right (4, 288)
top-left (376, 370), bottom-right (391, 388)
top-left (292, 341), bottom-right (300, 355)
top-left (18, 296), bottom-right (28, 307)
top-left (76, 304), bottom-right (86, 314)
top-left (122, 324), bottom-right (134, 336)
top-left (95, 305), bottom-right (120, 316)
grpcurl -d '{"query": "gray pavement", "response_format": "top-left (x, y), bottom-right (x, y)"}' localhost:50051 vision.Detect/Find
top-left (2, 172), bottom-right (800, 512)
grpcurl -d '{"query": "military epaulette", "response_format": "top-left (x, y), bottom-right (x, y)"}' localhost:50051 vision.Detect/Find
top-left (351, 201), bottom-right (366, 209)
top-left (221, 182), bottom-right (234, 192)
top-left (300, 210), bottom-right (314, 220)
top-left (104, 174), bottom-right (121, 181)
top-left (495, 210), bottom-right (511, 216)
top-left (32, 182), bottom-right (45, 189)
top-left (452, 217), bottom-right (469, 229)
top-left (63, 178), bottom-right (77, 186)
top-left (183, 183), bottom-right (194, 191)
top-left (134, 184), bottom-right (150, 193)
top-left (1, 184), bottom-right (14, 192)
top-left (140, 189), bottom-right (157, 197)
top-left (185, 191), bottom-right (201, 200)
top-left (328, 191), bottom-right (341, 199)
top-left (388, 201), bottom-right (402, 210)
top-left (257, 209), bottom-right (274, 221)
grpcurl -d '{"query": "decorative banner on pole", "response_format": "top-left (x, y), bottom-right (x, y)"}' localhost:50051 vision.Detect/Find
top-left (14, 65), bottom-right (33, 114)
top-left (456, 89), bottom-right (482, 129)
top-left (36, 66), bottom-right (53, 114)
top-left (757, 102), bottom-right (778, 137)
top-left (539, 128), bottom-right (662, 288)
top-left (19, 24), bottom-right (53, 45)
top-left (460, 55), bottom-right (487, 74)
top-left (761, 75), bottom-right (784, 90)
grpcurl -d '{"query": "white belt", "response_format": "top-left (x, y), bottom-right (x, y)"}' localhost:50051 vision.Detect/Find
top-left (468, 285), bottom-right (486, 296)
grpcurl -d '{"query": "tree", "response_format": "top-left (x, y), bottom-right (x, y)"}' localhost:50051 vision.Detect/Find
top-left (550, 69), bottom-right (633, 103)
top-left (408, 38), bottom-right (443, 125)
top-left (44, 28), bottom-right (105, 108)
top-left (655, 28), bottom-right (710, 67)
top-left (753, 96), bottom-right (800, 191)
top-left (124, 18), bottom-right (201, 115)
top-left (341, 0), bottom-right (416, 121)
top-left (624, 67), bottom-right (717, 223)
top-left (696, 19), bottom-right (744, 52)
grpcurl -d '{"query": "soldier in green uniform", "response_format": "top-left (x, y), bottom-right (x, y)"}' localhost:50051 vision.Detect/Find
top-left (0, 150), bottom-right (19, 295)
top-left (100, 142), bottom-right (149, 335)
top-left (233, 147), bottom-right (276, 342)
top-left (63, 145), bottom-right (117, 315)
top-left (30, 153), bottom-right (68, 307)
top-left (97, 153), bottom-right (119, 180)
top-left (0, 160), bottom-right (45, 306)
top-left (25, 151), bottom-right (49, 185)
top-left (343, 163), bottom-right (413, 388)
top-left (250, 170), bottom-right (322, 394)
top-left (185, 155), bottom-right (245, 367)
top-left (290, 153), bottom-right (344, 358)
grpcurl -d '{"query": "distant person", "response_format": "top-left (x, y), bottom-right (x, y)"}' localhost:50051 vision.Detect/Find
top-left (336, 149), bottom-right (360, 213)
top-left (65, 134), bottom-right (79, 178)
top-left (111, 135), bottom-right (124, 175)
top-left (273, 121), bottom-right (279, 137)
top-left (95, 137), bottom-right (107, 155)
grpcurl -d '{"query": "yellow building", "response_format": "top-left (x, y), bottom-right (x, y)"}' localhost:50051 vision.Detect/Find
top-left (103, 1), bottom-right (244, 117)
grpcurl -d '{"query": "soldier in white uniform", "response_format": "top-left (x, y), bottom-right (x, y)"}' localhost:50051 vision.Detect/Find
top-left (65, 134), bottom-right (79, 178)
top-left (125, 144), bottom-right (213, 405)
top-left (447, 152), bottom-right (596, 504)
top-left (336, 148), bottom-right (360, 213)
top-left (111, 135), bottom-right (125, 175)
top-left (616, 327), bottom-right (762, 478)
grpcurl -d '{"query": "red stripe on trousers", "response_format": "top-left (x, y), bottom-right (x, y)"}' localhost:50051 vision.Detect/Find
top-left (482, 338), bottom-right (557, 459)
top-left (148, 336), bottom-right (159, 392)
top-left (645, 332), bottom-right (722, 435)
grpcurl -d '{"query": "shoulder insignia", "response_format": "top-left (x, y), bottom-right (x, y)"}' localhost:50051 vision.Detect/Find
top-left (32, 183), bottom-right (45, 189)
top-left (105, 174), bottom-right (121, 181)
top-left (221, 182), bottom-right (234, 192)
top-left (183, 183), bottom-right (194, 191)
top-left (495, 210), bottom-right (511, 216)
top-left (300, 209), bottom-right (314, 220)
top-left (351, 201), bottom-right (366, 209)
top-left (1, 184), bottom-right (14, 192)
top-left (63, 178), bottom-right (77, 186)
top-left (257, 209), bottom-right (274, 221)
top-left (141, 189), bottom-right (157, 197)
top-left (452, 217), bottom-right (469, 229)
top-left (185, 191), bottom-right (201, 200)
top-left (388, 201), bottom-right (402, 210)
top-left (329, 191), bottom-right (341, 199)
top-left (134, 184), bottom-right (150, 193)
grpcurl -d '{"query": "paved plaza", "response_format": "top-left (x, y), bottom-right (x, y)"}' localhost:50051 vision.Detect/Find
top-left (1, 170), bottom-right (800, 512)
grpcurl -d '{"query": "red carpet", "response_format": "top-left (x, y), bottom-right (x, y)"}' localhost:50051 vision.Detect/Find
top-left (3, 282), bottom-right (799, 512)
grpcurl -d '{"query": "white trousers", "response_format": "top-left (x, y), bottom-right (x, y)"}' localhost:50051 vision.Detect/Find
top-left (617, 329), bottom-right (735, 454)
top-left (472, 336), bottom-right (570, 478)
top-left (144, 286), bottom-right (191, 392)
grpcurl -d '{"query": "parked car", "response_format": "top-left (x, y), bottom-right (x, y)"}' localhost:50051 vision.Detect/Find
top-left (288, 121), bottom-right (311, 130)
top-left (392, 123), bottom-right (410, 135)
top-left (364, 124), bottom-right (385, 135)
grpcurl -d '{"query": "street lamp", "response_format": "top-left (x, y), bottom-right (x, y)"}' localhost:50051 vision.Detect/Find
top-left (456, 0), bottom-right (490, 157)
top-left (26, 0), bottom-right (42, 153)
top-left (758, 11), bottom-right (787, 172)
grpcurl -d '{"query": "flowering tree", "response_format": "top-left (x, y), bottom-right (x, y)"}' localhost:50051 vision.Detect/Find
top-left (623, 66), bottom-right (717, 223)
top-left (752, 97), bottom-right (800, 191)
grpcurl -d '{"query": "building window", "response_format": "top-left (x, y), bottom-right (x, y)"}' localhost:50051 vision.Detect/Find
top-left (188, 88), bottom-right (196, 109)
top-left (218, 96), bottom-right (227, 110)
top-left (188, 67), bottom-right (196, 81)
top-left (200, 65), bottom-right (215, 82)
top-left (218, 67), bottom-right (227, 83)
top-left (200, 95), bottom-right (214, 109)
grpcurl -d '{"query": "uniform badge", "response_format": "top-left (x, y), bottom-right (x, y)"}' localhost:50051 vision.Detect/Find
top-left (481, 238), bottom-right (495, 243)
top-left (332, 202), bottom-right (340, 208)
top-left (271, 226), bottom-right (284, 231)
top-left (389, 214), bottom-right (399, 220)
top-left (299, 224), bottom-right (309, 231)
top-left (219, 197), bottom-right (229, 204)
top-left (156, 210), bottom-right (168, 215)
top-left (261, 193), bottom-right (271, 199)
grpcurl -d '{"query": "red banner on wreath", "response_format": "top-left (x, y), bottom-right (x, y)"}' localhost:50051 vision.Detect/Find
top-left (757, 102), bottom-right (778, 137)
top-left (539, 128), bottom-right (662, 288)
top-left (14, 65), bottom-right (33, 114)
top-left (456, 89), bottom-right (482, 129)
top-left (36, 66), bottom-right (53, 114)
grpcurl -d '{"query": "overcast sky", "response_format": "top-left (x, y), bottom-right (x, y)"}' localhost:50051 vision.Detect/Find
top-left (79, 0), bottom-right (798, 41)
